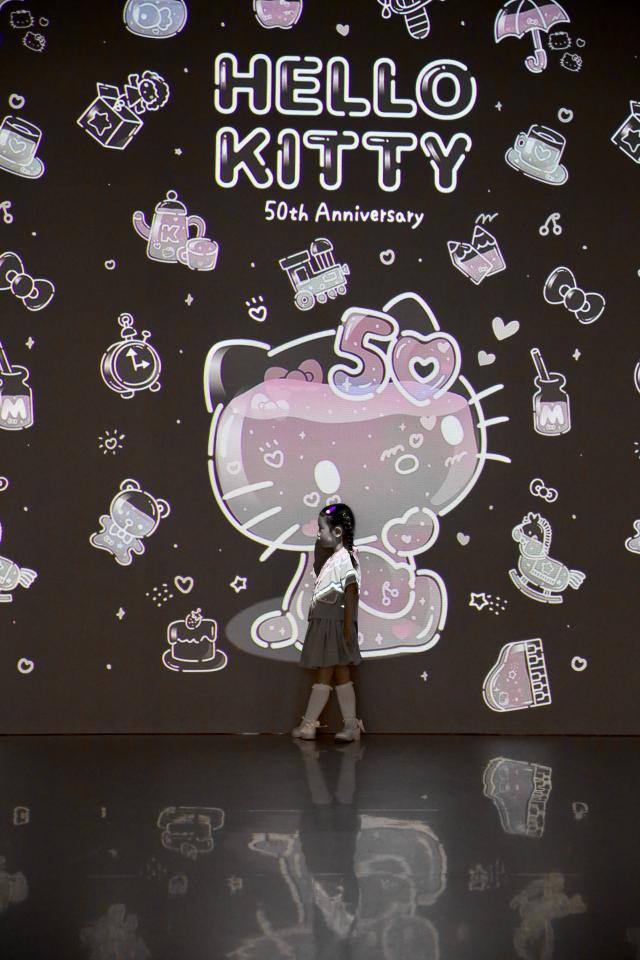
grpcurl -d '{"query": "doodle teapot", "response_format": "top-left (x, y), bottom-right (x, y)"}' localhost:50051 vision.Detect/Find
top-left (133, 189), bottom-right (206, 263)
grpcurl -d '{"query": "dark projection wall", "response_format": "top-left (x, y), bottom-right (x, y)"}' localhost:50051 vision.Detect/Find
top-left (0, 0), bottom-right (638, 734)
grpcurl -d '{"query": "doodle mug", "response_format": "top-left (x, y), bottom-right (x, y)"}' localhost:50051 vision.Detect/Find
top-left (0, 115), bottom-right (44, 178)
top-left (177, 237), bottom-right (219, 271)
top-left (508, 124), bottom-right (568, 184)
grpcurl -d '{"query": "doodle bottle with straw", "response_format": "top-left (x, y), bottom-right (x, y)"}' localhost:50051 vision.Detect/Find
top-left (0, 341), bottom-right (33, 431)
top-left (530, 348), bottom-right (570, 436)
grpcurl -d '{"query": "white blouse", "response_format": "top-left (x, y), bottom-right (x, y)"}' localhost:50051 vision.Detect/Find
top-left (311, 546), bottom-right (361, 606)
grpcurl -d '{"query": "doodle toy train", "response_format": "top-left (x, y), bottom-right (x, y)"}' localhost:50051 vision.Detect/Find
top-left (279, 238), bottom-right (350, 311)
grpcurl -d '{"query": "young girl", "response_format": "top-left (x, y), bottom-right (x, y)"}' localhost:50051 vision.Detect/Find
top-left (292, 503), bottom-right (365, 742)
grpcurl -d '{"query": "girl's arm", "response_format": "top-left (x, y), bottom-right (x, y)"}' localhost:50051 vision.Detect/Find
top-left (313, 538), bottom-right (334, 576)
top-left (343, 582), bottom-right (359, 641)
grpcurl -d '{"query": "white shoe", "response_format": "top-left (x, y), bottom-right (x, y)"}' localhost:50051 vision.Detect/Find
top-left (291, 717), bottom-right (324, 740)
top-left (334, 718), bottom-right (365, 742)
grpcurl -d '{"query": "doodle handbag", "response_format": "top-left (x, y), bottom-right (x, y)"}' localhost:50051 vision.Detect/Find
top-left (100, 313), bottom-right (162, 399)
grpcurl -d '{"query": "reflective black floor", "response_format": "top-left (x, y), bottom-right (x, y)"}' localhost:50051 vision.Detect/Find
top-left (1, 735), bottom-right (639, 959)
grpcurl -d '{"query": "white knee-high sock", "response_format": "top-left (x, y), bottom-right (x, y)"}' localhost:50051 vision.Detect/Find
top-left (335, 680), bottom-right (357, 722)
top-left (302, 683), bottom-right (332, 723)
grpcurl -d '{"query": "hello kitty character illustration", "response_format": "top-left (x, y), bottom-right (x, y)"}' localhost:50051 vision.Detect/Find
top-left (204, 292), bottom-right (509, 660)
top-left (90, 478), bottom-right (170, 565)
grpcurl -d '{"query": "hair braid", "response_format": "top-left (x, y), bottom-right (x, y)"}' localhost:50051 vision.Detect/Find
top-left (320, 503), bottom-right (359, 569)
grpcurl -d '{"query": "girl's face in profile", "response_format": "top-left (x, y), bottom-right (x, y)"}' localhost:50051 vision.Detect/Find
top-left (317, 514), bottom-right (342, 548)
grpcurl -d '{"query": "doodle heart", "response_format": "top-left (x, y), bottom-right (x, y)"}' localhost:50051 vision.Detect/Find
top-left (254, 0), bottom-right (303, 29)
top-left (492, 317), bottom-right (519, 341)
top-left (245, 296), bottom-right (267, 321)
top-left (123, 0), bottom-right (188, 38)
top-left (506, 124), bottom-right (569, 185)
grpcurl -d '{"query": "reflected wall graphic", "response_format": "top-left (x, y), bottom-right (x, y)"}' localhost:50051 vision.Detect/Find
top-left (483, 757), bottom-right (553, 838)
top-left (1, 0), bottom-right (639, 733)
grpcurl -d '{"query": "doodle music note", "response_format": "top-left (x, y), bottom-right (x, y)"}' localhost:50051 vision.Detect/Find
top-left (539, 212), bottom-right (562, 237)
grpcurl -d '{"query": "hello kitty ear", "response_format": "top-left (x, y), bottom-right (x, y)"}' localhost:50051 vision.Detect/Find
top-left (204, 340), bottom-right (271, 411)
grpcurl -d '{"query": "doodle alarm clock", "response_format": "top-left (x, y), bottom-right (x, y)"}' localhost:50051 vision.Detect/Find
top-left (100, 312), bottom-right (162, 399)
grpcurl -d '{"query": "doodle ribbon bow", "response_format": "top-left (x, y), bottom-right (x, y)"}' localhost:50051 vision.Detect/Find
top-left (543, 266), bottom-right (605, 325)
top-left (0, 251), bottom-right (54, 311)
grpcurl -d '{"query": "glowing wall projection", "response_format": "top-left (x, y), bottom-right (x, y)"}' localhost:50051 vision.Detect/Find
top-left (0, 0), bottom-right (639, 732)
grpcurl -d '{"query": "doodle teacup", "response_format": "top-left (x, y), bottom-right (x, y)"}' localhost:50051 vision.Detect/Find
top-left (0, 116), bottom-right (44, 179)
top-left (511, 125), bottom-right (566, 177)
top-left (178, 237), bottom-right (219, 271)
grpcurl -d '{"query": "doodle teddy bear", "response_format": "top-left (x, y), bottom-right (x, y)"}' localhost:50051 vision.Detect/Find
top-left (0, 521), bottom-right (38, 602)
top-left (205, 292), bottom-right (507, 660)
top-left (90, 479), bottom-right (170, 566)
top-left (509, 512), bottom-right (586, 603)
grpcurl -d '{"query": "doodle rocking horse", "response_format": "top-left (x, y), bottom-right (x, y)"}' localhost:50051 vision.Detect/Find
top-left (509, 512), bottom-right (586, 604)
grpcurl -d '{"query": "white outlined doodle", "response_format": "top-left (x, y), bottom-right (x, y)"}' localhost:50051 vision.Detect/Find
top-left (483, 757), bottom-right (553, 836)
top-left (90, 479), bottom-right (171, 566)
top-left (97, 429), bottom-right (126, 455)
top-left (611, 102), bottom-right (640, 165)
top-left (0, 115), bottom-right (44, 178)
top-left (539, 212), bottom-right (562, 236)
top-left (133, 190), bottom-right (218, 269)
top-left (8, 9), bottom-right (34, 29)
top-left (0, 340), bottom-right (33, 430)
top-left (494, 0), bottom-right (570, 74)
top-left (0, 200), bottom-right (13, 222)
top-left (253, 0), bottom-right (303, 29)
top-left (448, 221), bottom-right (506, 285)
top-left (245, 295), bottom-right (267, 321)
top-left (157, 807), bottom-right (224, 856)
top-left (0, 520), bottom-right (38, 602)
top-left (560, 51), bottom-right (582, 72)
top-left (377, 0), bottom-right (445, 40)
top-left (0, 251), bottom-right (54, 311)
top-left (529, 478), bottom-right (558, 502)
top-left (77, 71), bottom-right (170, 150)
top-left (279, 237), bottom-right (350, 310)
top-left (531, 348), bottom-right (571, 436)
top-left (100, 313), bottom-right (162, 399)
top-left (123, 1), bottom-right (188, 38)
top-left (625, 520), bottom-right (640, 555)
top-left (544, 266), bottom-right (605, 324)
top-left (22, 30), bottom-right (45, 52)
top-left (483, 638), bottom-right (552, 712)
top-left (509, 511), bottom-right (586, 603)
top-left (0, 476), bottom-right (8, 491)
top-left (163, 607), bottom-right (228, 673)
top-left (506, 124), bottom-right (568, 185)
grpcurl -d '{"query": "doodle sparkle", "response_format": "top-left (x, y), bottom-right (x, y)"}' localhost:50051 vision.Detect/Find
top-left (213, 54), bottom-right (477, 193)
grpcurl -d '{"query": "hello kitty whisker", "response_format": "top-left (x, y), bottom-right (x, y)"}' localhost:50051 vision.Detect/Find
top-left (223, 480), bottom-right (274, 500)
top-left (469, 383), bottom-right (505, 403)
top-left (476, 416), bottom-right (510, 428)
top-left (479, 452), bottom-right (512, 463)
top-left (242, 506), bottom-right (283, 530)
top-left (259, 524), bottom-right (301, 561)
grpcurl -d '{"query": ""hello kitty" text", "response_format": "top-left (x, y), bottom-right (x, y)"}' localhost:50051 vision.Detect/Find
top-left (213, 54), bottom-right (477, 194)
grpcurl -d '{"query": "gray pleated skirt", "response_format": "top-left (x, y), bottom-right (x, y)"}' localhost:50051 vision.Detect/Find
top-left (299, 600), bottom-right (363, 669)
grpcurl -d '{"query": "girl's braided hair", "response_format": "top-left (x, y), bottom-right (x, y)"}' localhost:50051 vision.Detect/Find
top-left (319, 503), bottom-right (359, 569)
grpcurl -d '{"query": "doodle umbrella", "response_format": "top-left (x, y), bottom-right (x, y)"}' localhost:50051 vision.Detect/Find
top-left (494, 0), bottom-right (570, 74)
